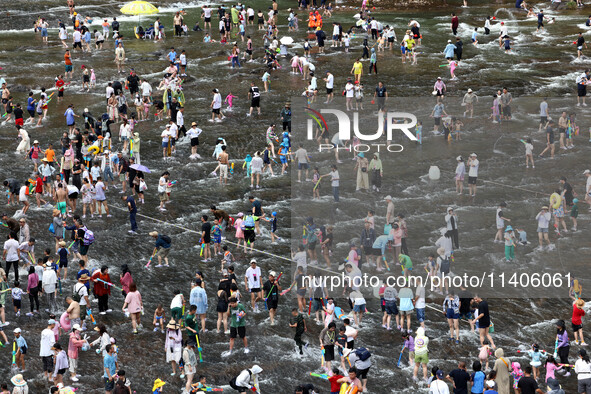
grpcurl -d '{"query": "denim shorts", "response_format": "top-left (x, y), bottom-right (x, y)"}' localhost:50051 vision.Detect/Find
top-left (415, 308), bottom-right (425, 323)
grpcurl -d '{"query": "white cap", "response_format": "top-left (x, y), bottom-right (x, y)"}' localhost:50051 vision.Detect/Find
top-left (470, 153), bottom-right (477, 157)
top-left (72, 324), bottom-right (82, 331)
top-left (584, 169), bottom-right (591, 174)
top-left (269, 271), bottom-right (277, 277)
top-left (84, 108), bottom-right (89, 112)
top-left (456, 155), bottom-right (462, 161)
top-left (14, 328), bottom-right (21, 333)
top-left (250, 259), bottom-right (257, 264)
top-left (447, 206), bottom-right (453, 212)
top-left (447, 39), bottom-right (452, 43)
top-left (385, 195), bottom-right (392, 201)
top-left (467, 88), bottom-right (473, 93)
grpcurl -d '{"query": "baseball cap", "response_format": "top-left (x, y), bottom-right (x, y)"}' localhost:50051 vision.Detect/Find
top-left (584, 169), bottom-right (590, 174)
top-left (48, 319), bottom-right (56, 325)
top-left (269, 271), bottom-right (277, 277)
top-left (14, 328), bottom-right (21, 333)
top-left (250, 259), bottom-right (257, 264)
top-left (436, 370), bottom-right (444, 379)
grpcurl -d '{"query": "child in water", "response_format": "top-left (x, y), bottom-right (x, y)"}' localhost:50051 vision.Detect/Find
top-left (570, 198), bottom-right (579, 231)
top-left (478, 339), bottom-right (492, 371)
top-left (523, 137), bottom-right (534, 168)
top-left (225, 93), bottom-right (237, 111)
top-left (415, 120), bottom-right (422, 144)
top-left (510, 362), bottom-right (523, 391)
top-left (527, 343), bottom-right (546, 380)
top-left (545, 355), bottom-right (562, 383)
top-left (502, 36), bottom-right (511, 53)
top-left (472, 27), bottom-right (478, 46)
top-left (449, 60), bottom-right (458, 80)
top-left (153, 304), bottom-right (166, 333)
top-left (312, 167), bottom-right (321, 199)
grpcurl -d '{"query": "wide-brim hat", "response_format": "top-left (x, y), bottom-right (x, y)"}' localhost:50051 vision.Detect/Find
top-left (152, 379), bottom-right (166, 391)
top-left (11, 374), bottom-right (26, 387)
top-left (166, 320), bottom-right (179, 329)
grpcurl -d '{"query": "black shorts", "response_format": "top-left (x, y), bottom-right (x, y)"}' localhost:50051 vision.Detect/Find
top-left (230, 326), bottom-right (246, 338)
top-left (578, 83), bottom-right (587, 97)
top-left (357, 367), bottom-right (370, 379)
top-left (434, 117), bottom-right (441, 126)
top-left (59, 260), bottom-right (68, 268)
top-left (83, 75), bottom-right (90, 83)
top-left (205, 17), bottom-right (211, 22)
top-left (251, 97), bottom-right (260, 108)
top-left (307, 241), bottom-right (317, 250)
top-left (69, 192), bottom-right (78, 200)
top-left (212, 108), bottom-right (220, 114)
top-left (57, 368), bottom-right (67, 376)
top-left (468, 176), bottom-right (477, 185)
top-left (1, 98), bottom-right (7, 104)
top-left (28, 109), bottom-right (35, 117)
top-left (244, 229), bottom-right (255, 243)
top-left (19, 345), bottom-right (27, 355)
top-left (73, 41), bottom-right (82, 48)
top-left (266, 299), bottom-right (278, 309)
top-left (248, 15), bottom-right (254, 21)
top-left (540, 116), bottom-right (548, 124)
top-left (13, 299), bottom-right (21, 309)
top-left (326, 88), bottom-right (333, 94)
top-left (250, 287), bottom-right (261, 293)
top-left (104, 377), bottom-right (115, 391)
top-left (191, 137), bottom-right (200, 147)
top-left (502, 106), bottom-right (511, 117)
top-left (573, 322), bottom-right (583, 332)
top-left (42, 355), bottom-right (54, 372)
top-left (246, 49), bottom-right (253, 55)
top-left (58, 90), bottom-right (64, 97)
top-left (324, 345), bottom-right (335, 361)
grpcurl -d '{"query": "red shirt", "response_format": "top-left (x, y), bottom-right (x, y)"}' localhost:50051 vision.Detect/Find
top-left (56, 79), bottom-right (65, 91)
top-left (573, 303), bottom-right (586, 325)
top-left (91, 271), bottom-right (112, 297)
top-left (328, 375), bottom-right (344, 393)
top-left (35, 177), bottom-right (43, 193)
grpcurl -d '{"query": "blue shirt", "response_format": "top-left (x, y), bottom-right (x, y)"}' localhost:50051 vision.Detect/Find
top-left (103, 354), bottom-right (116, 378)
top-left (472, 31), bottom-right (477, 40)
top-left (167, 51), bottom-right (177, 62)
top-left (155, 235), bottom-right (171, 249)
top-left (15, 336), bottom-right (27, 350)
top-left (189, 286), bottom-right (208, 314)
top-left (64, 108), bottom-right (75, 125)
top-left (471, 370), bottom-right (485, 394)
top-left (27, 97), bottom-right (35, 111)
top-left (444, 43), bottom-right (456, 58)
top-left (372, 234), bottom-right (393, 255)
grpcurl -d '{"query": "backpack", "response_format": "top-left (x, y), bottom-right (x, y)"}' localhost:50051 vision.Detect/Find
top-left (82, 227), bottom-right (95, 245)
top-left (243, 215), bottom-right (255, 228)
top-left (355, 347), bottom-right (371, 361)
top-left (161, 235), bottom-right (172, 245)
top-left (72, 283), bottom-right (84, 302)
top-left (440, 256), bottom-right (450, 274)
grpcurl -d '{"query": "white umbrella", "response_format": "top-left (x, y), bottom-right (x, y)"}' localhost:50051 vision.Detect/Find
top-left (280, 36), bottom-right (294, 45)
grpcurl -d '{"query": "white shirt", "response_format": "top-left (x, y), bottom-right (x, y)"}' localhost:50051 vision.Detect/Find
top-left (203, 7), bottom-right (212, 18)
top-left (59, 27), bottom-right (68, 40)
top-left (415, 285), bottom-right (426, 308)
top-left (212, 93), bottom-right (222, 109)
top-left (247, 8), bottom-right (254, 16)
top-left (251, 156), bottom-right (263, 171)
top-left (180, 53), bottom-right (186, 66)
top-left (187, 127), bottom-right (202, 139)
top-left (325, 74), bottom-right (334, 89)
top-left (170, 294), bottom-right (183, 309)
top-left (40, 328), bottom-right (56, 357)
top-left (429, 380), bottom-right (450, 394)
top-left (176, 111), bottom-right (184, 127)
top-left (73, 30), bottom-right (81, 42)
top-left (43, 268), bottom-right (58, 293)
top-left (245, 266), bottom-right (262, 289)
top-left (586, 175), bottom-right (591, 193)
top-left (468, 159), bottom-right (479, 177)
top-left (141, 81), bottom-right (152, 96)
top-left (119, 123), bottom-right (130, 139)
top-left (345, 325), bottom-right (357, 342)
top-left (575, 359), bottom-right (591, 380)
top-left (105, 86), bottom-right (114, 99)
top-left (536, 211), bottom-right (551, 229)
top-left (3, 239), bottom-right (19, 261)
top-left (74, 282), bottom-right (89, 306)
top-left (158, 176), bottom-right (167, 193)
top-left (345, 83), bottom-right (354, 98)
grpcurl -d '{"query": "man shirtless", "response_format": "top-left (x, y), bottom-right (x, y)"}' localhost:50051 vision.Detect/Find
top-left (55, 183), bottom-right (68, 218)
top-left (218, 145), bottom-right (229, 186)
top-left (66, 296), bottom-right (81, 328)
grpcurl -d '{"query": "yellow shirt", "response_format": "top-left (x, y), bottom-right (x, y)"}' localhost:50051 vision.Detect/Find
top-left (353, 62), bottom-right (363, 74)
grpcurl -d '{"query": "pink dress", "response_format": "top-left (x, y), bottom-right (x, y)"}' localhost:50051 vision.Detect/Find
top-left (234, 218), bottom-right (244, 239)
top-left (291, 56), bottom-right (300, 68)
top-left (124, 290), bottom-right (143, 313)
